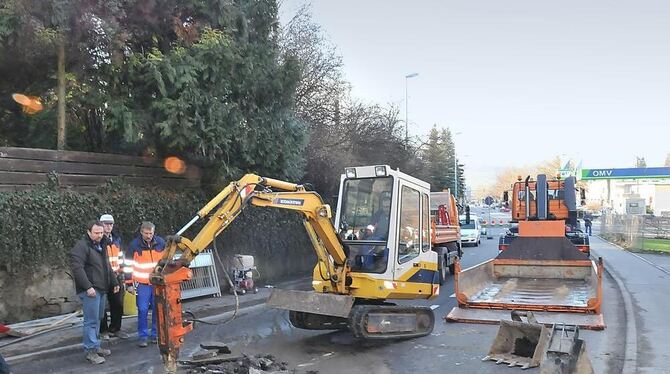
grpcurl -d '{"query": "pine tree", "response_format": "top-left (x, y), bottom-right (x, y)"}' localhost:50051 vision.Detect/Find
top-left (439, 128), bottom-right (457, 194)
top-left (423, 126), bottom-right (446, 191)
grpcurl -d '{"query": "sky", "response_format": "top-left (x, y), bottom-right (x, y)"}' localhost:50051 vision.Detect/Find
top-left (279, 1), bottom-right (670, 188)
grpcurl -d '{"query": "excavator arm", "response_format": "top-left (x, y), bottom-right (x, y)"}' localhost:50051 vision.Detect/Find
top-left (149, 174), bottom-right (350, 373)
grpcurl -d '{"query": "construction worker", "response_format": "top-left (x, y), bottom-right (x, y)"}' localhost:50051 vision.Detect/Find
top-left (98, 214), bottom-right (130, 339)
top-left (70, 220), bottom-right (120, 364)
top-left (127, 221), bottom-right (166, 347)
top-left (369, 192), bottom-right (392, 240)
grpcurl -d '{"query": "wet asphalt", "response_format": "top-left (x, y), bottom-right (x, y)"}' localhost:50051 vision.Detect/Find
top-left (12, 209), bottom-right (632, 374)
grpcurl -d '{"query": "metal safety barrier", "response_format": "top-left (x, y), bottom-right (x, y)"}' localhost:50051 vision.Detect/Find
top-left (176, 249), bottom-right (222, 300)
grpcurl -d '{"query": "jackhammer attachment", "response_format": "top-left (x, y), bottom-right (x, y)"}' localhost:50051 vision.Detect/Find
top-left (152, 264), bottom-right (195, 374)
top-left (483, 311), bottom-right (551, 369)
top-left (540, 324), bottom-right (594, 374)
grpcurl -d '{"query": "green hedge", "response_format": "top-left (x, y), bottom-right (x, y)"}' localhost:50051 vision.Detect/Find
top-left (0, 178), bottom-right (206, 273)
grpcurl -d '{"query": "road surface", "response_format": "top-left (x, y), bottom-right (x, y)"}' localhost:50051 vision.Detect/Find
top-left (12, 219), bottom-right (640, 374)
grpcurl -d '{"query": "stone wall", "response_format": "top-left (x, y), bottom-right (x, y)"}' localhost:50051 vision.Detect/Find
top-left (0, 266), bottom-right (80, 323)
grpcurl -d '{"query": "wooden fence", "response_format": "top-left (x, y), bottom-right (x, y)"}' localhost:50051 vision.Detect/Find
top-left (0, 147), bottom-right (200, 192)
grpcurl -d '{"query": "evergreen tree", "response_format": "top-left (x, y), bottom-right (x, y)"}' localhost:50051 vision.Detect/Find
top-left (0, 0), bottom-right (125, 149)
top-left (423, 126), bottom-right (446, 191)
top-left (439, 128), bottom-right (456, 193)
top-left (1, 0), bottom-right (306, 181)
top-left (636, 156), bottom-right (647, 168)
top-left (457, 161), bottom-right (466, 200)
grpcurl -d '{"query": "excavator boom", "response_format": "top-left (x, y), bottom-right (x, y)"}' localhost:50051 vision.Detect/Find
top-left (151, 174), bottom-right (352, 372)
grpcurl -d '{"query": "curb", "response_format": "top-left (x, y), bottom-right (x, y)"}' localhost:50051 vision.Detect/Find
top-left (4, 296), bottom-right (269, 366)
top-left (591, 235), bottom-right (637, 374)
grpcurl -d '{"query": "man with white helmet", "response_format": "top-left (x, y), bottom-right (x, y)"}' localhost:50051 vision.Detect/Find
top-left (99, 214), bottom-right (130, 339)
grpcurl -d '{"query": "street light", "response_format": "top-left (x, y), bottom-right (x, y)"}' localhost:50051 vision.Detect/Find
top-left (405, 73), bottom-right (419, 145)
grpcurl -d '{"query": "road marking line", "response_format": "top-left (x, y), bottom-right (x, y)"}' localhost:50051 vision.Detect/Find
top-left (449, 293), bottom-right (455, 298)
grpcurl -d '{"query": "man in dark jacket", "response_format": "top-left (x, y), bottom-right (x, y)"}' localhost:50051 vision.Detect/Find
top-left (70, 220), bottom-right (120, 364)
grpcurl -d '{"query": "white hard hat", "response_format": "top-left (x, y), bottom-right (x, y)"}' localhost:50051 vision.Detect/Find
top-left (99, 214), bottom-right (115, 223)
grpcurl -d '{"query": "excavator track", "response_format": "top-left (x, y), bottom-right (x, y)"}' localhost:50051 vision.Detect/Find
top-left (349, 304), bottom-right (435, 340)
top-left (288, 305), bottom-right (436, 339)
top-left (289, 310), bottom-right (349, 330)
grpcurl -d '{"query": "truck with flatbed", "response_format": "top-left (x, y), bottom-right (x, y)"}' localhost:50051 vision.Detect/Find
top-left (498, 175), bottom-right (590, 256)
top-left (430, 191), bottom-right (462, 283)
top-left (447, 175), bottom-right (604, 330)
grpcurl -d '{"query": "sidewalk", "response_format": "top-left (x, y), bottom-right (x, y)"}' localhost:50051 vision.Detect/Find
top-left (590, 235), bottom-right (670, 374)
top-left (0, 277), bottom-right (308, 365)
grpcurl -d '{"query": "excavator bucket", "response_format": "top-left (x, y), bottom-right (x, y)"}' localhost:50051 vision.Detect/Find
top-left (483, 311), bottom-right (551, 370)
top-left (540, 324), bottom-right (594, 374)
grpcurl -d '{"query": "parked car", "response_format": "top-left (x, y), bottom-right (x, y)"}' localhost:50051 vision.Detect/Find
top-left (459, 214), bottom-right (481, 246)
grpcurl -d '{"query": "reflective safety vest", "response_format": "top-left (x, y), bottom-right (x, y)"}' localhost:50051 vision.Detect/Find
top-left (132, 249), bottom-right (160, 284)
top-left (129, 236), bottom-right (166, 285)
top-left (106, 242), bottom-right (122, 272)
top-left (122, 255), bottom-right (134, 283)
top-left (105, 234), bottom-right (133, 285)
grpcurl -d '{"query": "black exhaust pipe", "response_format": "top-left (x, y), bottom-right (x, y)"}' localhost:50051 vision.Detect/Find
top-left (524, 176), bottom-right (531, 220)
top-left (536, 174), bottom-right (548, 220)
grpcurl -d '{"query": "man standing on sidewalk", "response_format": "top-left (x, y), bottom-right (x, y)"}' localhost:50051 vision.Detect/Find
top-left (99, 214), bottom-right (130, 339)
top-left (127, 221), bottom-right (166, 347)
top-left (584, 213), bottom-right (593, 236)
top-left (70, 220), bottom-right (120, 364)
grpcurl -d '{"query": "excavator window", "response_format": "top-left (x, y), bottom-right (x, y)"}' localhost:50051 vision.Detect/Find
top-left (340, 177), bottom-right (393, 273)
top-left (421, 193), bottom-right (430, 252)
top-left (398, 186), bottom-right (421, 264)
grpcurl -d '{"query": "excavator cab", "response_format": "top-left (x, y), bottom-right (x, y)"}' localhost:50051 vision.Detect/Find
top-left (331, 165), bottom-right (439, 298)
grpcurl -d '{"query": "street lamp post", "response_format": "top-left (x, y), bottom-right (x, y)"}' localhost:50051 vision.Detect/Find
top-left (405, 73), bottom-right (419, 145)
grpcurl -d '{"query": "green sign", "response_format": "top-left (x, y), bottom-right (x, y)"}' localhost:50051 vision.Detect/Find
top-left (581, 167), bottom-right (670, 180)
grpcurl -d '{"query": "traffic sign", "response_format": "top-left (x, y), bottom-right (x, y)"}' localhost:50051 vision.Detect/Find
top-left (485, 196), bottom-right (494, 206)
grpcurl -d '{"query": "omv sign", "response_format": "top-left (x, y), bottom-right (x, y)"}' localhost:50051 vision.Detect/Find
top-left (581, 167), bottom-right (670, 180)
top-left (590, 170), bottom-right (614, 177)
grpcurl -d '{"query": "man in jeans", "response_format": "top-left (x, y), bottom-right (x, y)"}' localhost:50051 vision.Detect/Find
top-left (70, 220), bottom-right (120, 364)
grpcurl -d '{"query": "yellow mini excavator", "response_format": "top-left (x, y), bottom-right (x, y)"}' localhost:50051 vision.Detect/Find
top-left (150, 165), bottom-right (442, 372)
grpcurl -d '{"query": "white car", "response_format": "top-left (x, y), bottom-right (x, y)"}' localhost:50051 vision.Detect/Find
top-left (459, 214), bottom-right (482, 246)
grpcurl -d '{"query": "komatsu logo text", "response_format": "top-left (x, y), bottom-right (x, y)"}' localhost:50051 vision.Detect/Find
top-left (274, 198), bottom-right (305, 206)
